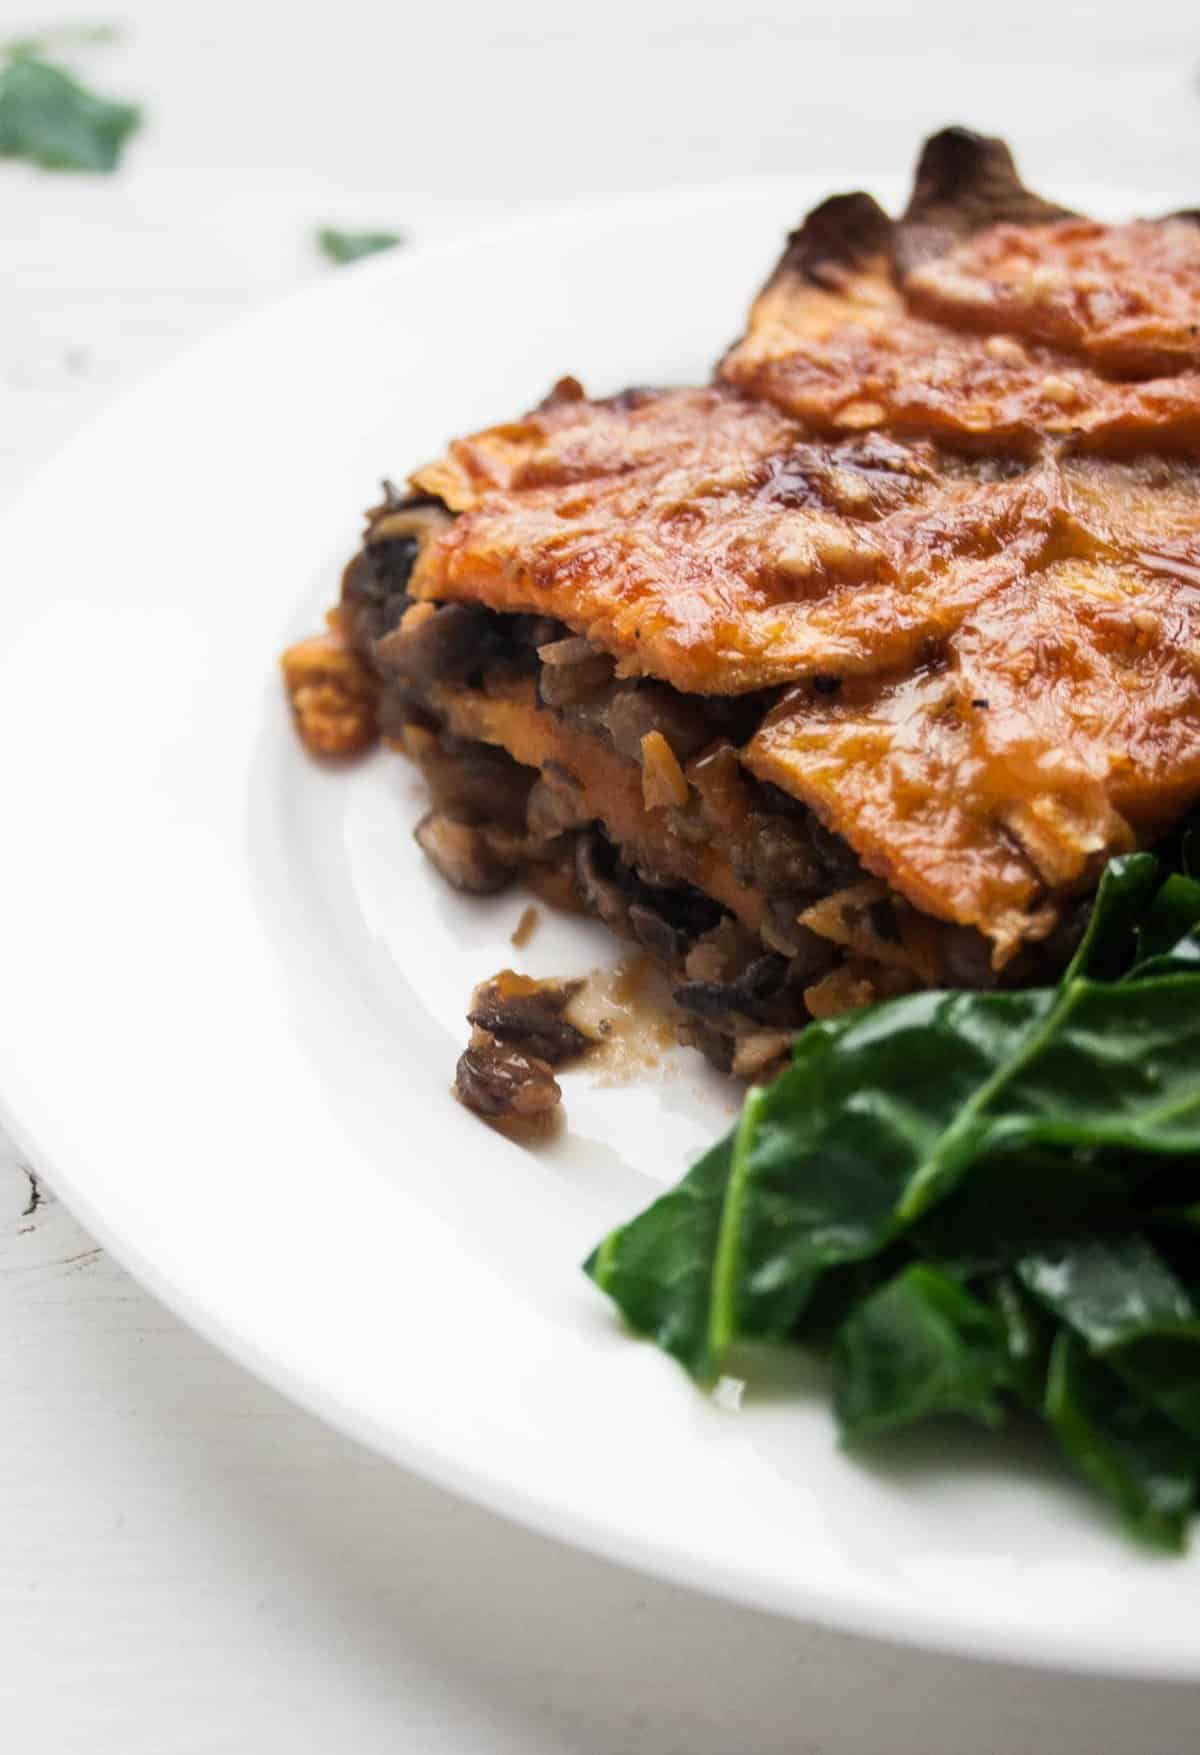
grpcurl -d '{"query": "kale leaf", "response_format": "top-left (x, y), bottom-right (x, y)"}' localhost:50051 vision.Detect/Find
top-left (586, 839), bottom-right (1200, 1547)
top-left (317, 227), bottom-right (404, 265)
top-left (0, 50), bottom-right (140, 172)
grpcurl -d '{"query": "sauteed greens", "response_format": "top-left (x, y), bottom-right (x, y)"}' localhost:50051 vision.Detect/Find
top-left (587, 837), bottom-right (1200, 1549)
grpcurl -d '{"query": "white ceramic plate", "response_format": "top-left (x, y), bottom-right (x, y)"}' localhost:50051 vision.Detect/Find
top-left (1, 174), bottom-right (1197, 1682)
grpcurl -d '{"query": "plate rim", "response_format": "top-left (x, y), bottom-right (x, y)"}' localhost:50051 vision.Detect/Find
top-left (2, 174), bottom-right (1199, 1684)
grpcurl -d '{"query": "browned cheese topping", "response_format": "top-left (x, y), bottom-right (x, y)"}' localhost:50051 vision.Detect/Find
top-left (399, 132), bottom-right (1200, 962)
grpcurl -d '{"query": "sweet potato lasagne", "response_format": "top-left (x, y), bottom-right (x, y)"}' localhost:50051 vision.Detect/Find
top-left (284, 128), bottom-right (1200, 1087)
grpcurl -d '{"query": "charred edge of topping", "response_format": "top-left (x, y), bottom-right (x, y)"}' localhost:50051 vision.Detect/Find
top-left (894, 125), bottom-right (1077, 276)
top-left (532, 374), bottom-right (587, 413)
top-left (764, 128), bottom-right (1079, 302)
top-left (771, 191), bottom-right (894, 293)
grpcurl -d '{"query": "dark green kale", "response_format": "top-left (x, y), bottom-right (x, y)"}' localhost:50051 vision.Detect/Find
top-left (0, 47), bottom-right (140, 173)
top-left (587, 843), bottom-right (1200, 1548)
top-left (317, 228), bottom-right (404, 265)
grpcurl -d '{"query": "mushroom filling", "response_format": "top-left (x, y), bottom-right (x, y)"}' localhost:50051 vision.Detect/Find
top-left (333, 496), bottom-right (1073, 1075)
top-left (454, 971), bottom-right (596, 1120)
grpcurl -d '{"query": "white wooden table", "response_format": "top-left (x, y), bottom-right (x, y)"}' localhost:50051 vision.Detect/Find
top-left (3, 4), bottom-right (1199, 1747)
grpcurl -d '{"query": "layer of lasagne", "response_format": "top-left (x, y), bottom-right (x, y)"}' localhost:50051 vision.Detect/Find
top-left (283, 127), bottom-right (1200, 1083)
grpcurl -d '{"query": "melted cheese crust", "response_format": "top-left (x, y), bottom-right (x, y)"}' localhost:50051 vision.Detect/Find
top-left (402, 203), bottom-right (1200, 954)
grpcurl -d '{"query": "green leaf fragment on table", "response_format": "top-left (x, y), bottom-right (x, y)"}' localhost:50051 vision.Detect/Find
top-left (317, 227), bottom-right (404, 265)
top-left (1, 24), bottom-right (122, 57)
top-left (0, 52), bottom-right (140, 172)
top-left (833, 1265), bottom-right (1015, 1442)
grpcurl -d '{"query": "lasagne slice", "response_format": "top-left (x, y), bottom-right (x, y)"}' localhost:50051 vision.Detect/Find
top-left (284, 127), bottom-right (1200, 1082)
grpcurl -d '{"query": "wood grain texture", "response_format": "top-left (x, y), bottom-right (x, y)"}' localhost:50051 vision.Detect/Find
top-left (2, 2), bottom-right (1200, 1747)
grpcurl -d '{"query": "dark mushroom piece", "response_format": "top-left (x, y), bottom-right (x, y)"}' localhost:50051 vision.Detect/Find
top-left (626, 901), bottom-right (687, 963)
top-left (604, 682), bottom-right (713, 766)
top-left (526, 763), bottom-right (593, 838)
top-left (409, 734), bottom-right (536, 832)
top-left (574, 830), bottom-right (636, 937)
top-left (374, 601), bottom-right (496, 687)
top-left (467, 971), bottom-right (590, 1065)
top-left (536, 635), bottom-right (617, 708)
top-left (731, 1028), bottom-right (794, 1082)
top-left (748, 816), bottom-right (824, 896)
top-left (674, 952), bottom-right (792, 1027)
top-left (675, 1014), bottom-right (735, 1075)
top-left (342, 495), bottom-right (454, 644)
top-left (454, 1043), bottom-right (562, 1118)
top-left (804, 815), bottom-right (864, 885)
top-left (415, 812), bottom-right (515, 894)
